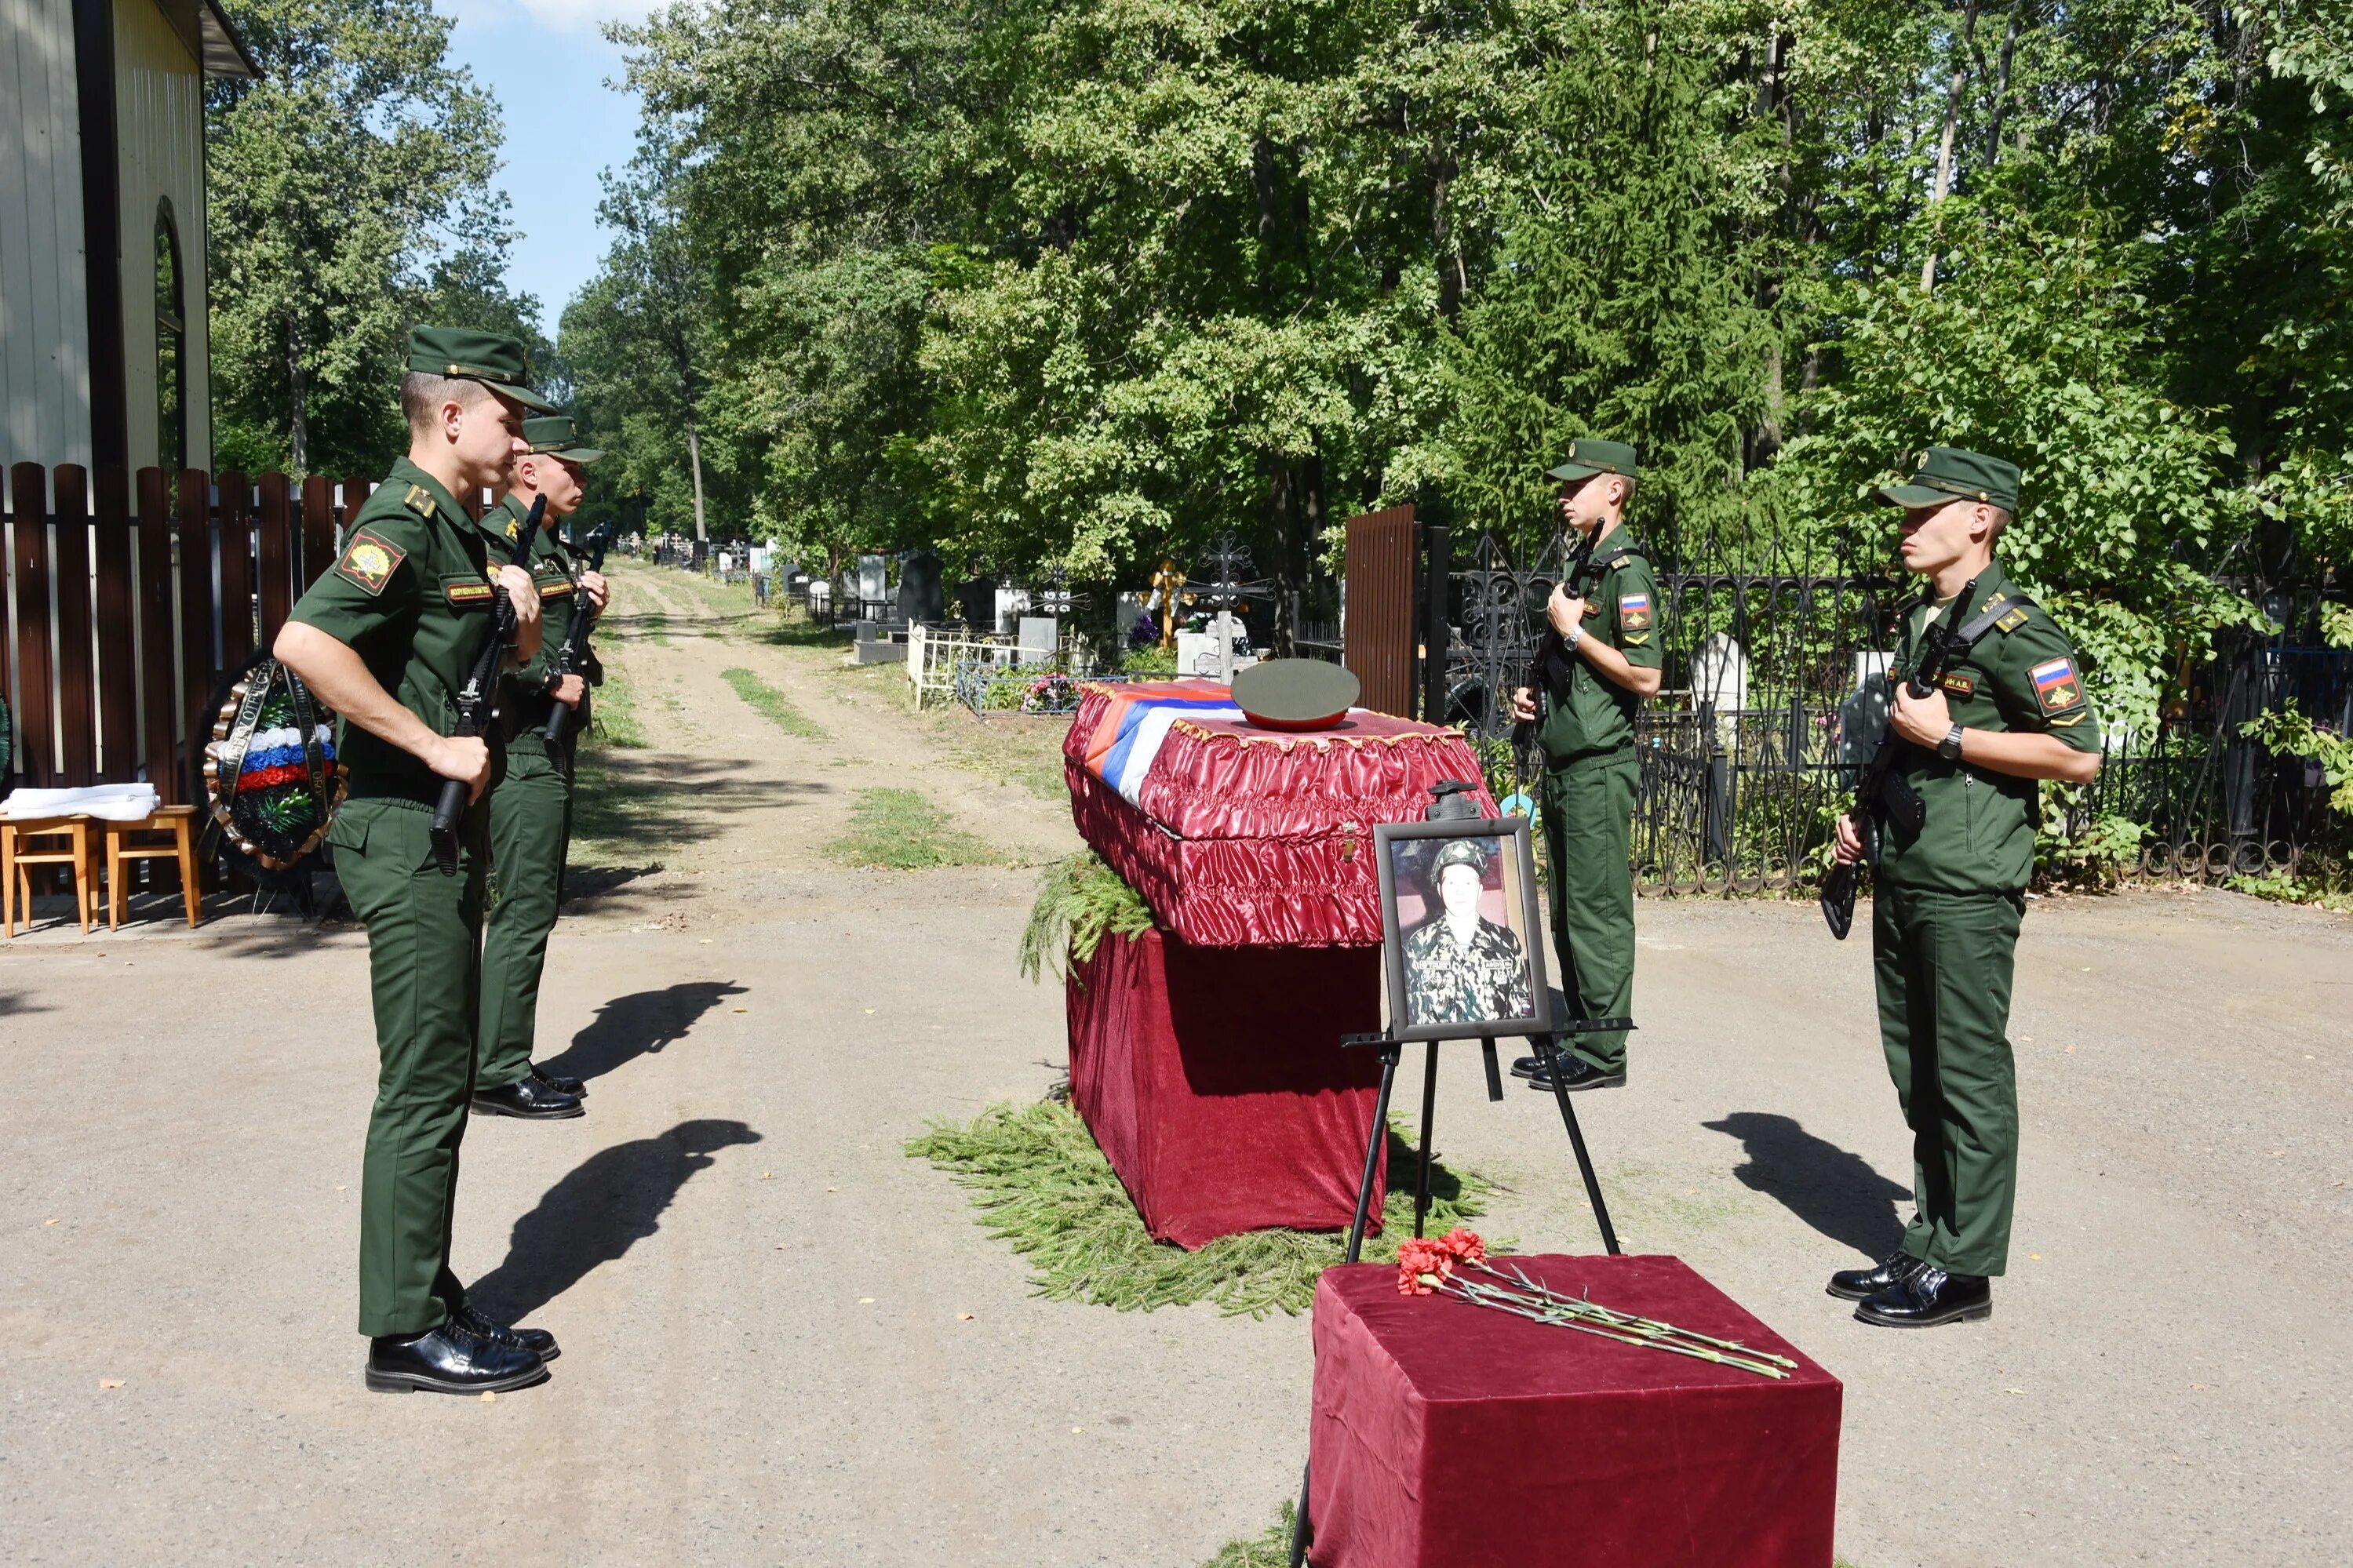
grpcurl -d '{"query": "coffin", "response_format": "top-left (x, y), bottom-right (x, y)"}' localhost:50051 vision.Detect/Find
top-left (1063, 679), bottom-right (1495, 948)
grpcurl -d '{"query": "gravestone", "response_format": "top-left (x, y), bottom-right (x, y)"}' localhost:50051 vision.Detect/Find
top-left (957, 575), bottom-right (997, 631)
top-left (1017, 616), bottom-right (1059, 666)
top-left (899, 550), bottom-right (945, 624)
top-left (858, 555), bottom-right (888, 612)
top-left (995, 586), bottom-right (1032, 635)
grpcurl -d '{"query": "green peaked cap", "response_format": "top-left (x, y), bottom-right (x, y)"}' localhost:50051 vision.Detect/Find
top-left (521, 414), bottom-right (603, 465)
top-left (1878, 446), bottom-right (2020, 511)
top-left (406, 326), bottom-right (557, 413)
top-left (1546, 438), bottom-right (1639, 483)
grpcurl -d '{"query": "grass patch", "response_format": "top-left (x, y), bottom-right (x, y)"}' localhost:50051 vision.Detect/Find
top-left (1202, 1504), bottom-right (1296, 1566)
top-left (905, 1098), bottom-right (1492, 1318)
top-left (752, 606), bottom-right (850, 648)
top-left (588, 659), bottom-right (649, 750)
top-left (634, 609), bottom-right (672, 646)
top-left (827, 786), bottom-right (1013, 870)
top-left (720, 665), bottom-right (826, 740)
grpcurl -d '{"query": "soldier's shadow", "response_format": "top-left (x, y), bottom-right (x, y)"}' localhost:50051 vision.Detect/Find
top-left (468, 1118), bottom-right (763, 1321)
top-left (537, 981), bottom-right (749, 1086)
top-left (1700, 1111), bottom-right (1910, 1259)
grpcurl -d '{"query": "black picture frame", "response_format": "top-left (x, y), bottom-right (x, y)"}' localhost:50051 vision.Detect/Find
top-left (1373, 817), bottom-right (1553, 1043)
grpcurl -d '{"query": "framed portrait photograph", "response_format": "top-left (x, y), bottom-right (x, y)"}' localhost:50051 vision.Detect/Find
top-left (1374, 817), bottom-right (1553, 1043)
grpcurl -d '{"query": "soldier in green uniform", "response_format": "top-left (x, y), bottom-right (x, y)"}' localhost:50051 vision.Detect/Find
top-left (1506, 438), bottom-right (1663, 1092)
top-left (273, 326), bottom-right (564, 1395)
top-left (1827, 447), bottom-right (2103, 1328)
top-left (472, 415), bottom-right (609, 1119)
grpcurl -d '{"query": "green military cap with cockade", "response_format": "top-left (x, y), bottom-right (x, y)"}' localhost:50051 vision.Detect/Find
top-left (1545, 438), bottom-right (1639, 484)
top-left (521, 414), bottom-right (603, 466)
top-left (1877, 446), bottom-right (2020, 512)
top-left (406, 325), bottom-right (558, 413)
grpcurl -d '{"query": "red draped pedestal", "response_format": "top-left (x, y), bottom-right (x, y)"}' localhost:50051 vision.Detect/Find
top-left (1067, 928), bottom-right (1387, 1249)
top-left (1307, 1256), bottom-right (1841, 1568)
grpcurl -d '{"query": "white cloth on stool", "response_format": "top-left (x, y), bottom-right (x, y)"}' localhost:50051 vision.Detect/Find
top-left (1, 784), bottom-right (162, 821)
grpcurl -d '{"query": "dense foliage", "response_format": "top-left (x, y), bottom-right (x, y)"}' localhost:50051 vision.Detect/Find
top-left (207, 0), bottom-right (547, 475)
top-left (577, 0), bottom-right (2350, 725)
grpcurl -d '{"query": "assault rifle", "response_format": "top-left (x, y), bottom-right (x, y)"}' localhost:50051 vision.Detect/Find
top-left (429, 495), bottom-right (542, 875)
top-left (1511, 523), bottom-right (1615, 762)
top-left (1819, 573), bottom-right (1981, 940)
top-left (540, 522), bottom-right (612, 745)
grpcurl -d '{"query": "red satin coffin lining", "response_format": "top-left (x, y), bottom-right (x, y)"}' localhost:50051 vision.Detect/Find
top-left (1064, 687), bottom-right (1498, 949)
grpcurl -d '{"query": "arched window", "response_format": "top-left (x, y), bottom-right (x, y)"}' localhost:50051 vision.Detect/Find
top-left (155, 202), bottom-right (186, 475)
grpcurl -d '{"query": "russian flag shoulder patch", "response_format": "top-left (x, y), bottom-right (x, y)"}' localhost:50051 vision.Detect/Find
top-left (2028, 656), bottom-right (2084, 715)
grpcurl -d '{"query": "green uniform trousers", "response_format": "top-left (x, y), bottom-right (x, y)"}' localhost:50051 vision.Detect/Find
top-left (478, 745), bottom-right (570, 1090)
top-left (333, 795), bottom-right (486, 1337)
top-left (1872, 884), bottom-right (2023, 1278)
top-left (1539, 750), bottom-right (1640, 1073)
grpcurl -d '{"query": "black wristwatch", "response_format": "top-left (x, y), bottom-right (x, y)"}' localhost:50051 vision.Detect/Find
top-left (1936, 722), bottom-right (1965, 762)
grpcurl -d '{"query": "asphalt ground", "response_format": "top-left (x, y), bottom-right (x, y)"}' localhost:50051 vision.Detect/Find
top-left (2, 562), bottom-right (2347, 1566)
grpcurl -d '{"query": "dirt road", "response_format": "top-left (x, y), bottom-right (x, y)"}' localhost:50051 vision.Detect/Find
top-left (2, 560), bottom-right (2347, 1566)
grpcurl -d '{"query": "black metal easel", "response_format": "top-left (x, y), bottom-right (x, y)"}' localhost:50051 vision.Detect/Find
top-left (1284, 1016), bottom-right (1630, 1567)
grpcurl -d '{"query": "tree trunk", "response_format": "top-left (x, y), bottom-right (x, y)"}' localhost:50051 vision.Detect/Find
top-left (286, 318), bottom-right (309, 475)
top-left (1985, 2), bottom-right (2024, 165)
top-left (1432, 140), bottom-right (1460, 320)
top-left (685, 415), bottom-right (708, 544)
top-left (1921, 0), bottom-right (1982, 294)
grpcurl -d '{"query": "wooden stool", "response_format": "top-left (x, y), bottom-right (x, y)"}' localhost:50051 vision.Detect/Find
top-left (104, 806), bottom-right (202, 930)
top-left (2, 817), bottom-right (99, 937)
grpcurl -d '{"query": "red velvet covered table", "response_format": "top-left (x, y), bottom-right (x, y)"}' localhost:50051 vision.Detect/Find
top-left (1067, 927), bottom-right (1386, 1248)
top-left (1306, 1255), bottom-right (1841, 1568)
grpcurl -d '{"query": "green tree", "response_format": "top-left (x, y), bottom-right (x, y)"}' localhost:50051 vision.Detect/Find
top-left (206, 0), bottom-right (524, 475)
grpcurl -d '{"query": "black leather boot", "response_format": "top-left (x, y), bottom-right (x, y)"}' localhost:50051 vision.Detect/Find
top-left (366, 1319), bottom-right (548, 1394)
top-left (454, 1301), bottom-right (559, 1361)
top-left (1827, 1248), bottom-right (1923, 1302)
top-left (1855, 1265), bottom-right (1992, 1327)
top-left (1524, 1055), bottom-right (1625, 1092)
top-left (530, 1063), bottom-right (586, 1097)
top-left (472, 1075), bottom-right (585, 1119)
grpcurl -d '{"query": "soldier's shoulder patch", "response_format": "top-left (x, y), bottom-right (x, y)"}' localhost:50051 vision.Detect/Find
top-left (1996, 607), bottom-right (2031, 634)
top-left (504, 518), bottom-right (521, 543)
top-left (2028, 655), bottom-right (2085, 715)
top-left (402, 484), bottom-right (437, 519)
top-left (1940, 672), bottom-right (1976, 697)
top-left (333, 531), bottom-right (405, 596)
top-left (536, 575), bottom-right (575, 599)
top-left (1621, 632), bottom-right (1652, 647)
top-left (1618, 591), bottom-right (1652, 631)
top-left (444, 577), bottom-right (496, 610)
top-left (2046, 711), bottom-right (2091, 728)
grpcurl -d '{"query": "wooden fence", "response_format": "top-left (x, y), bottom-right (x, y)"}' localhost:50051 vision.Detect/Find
top-left (1, 464), bottom-right (388, 802)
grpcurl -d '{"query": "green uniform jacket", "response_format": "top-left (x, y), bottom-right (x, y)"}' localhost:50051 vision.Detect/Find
top-left (491, 495), bottom-right (580, 759)
top-left (1878, 559), bottom-right (2103, 894)
top-left (1535, 539), bottom-right (1663, 766)
top-left (286, 459), bottom-right (505, 799)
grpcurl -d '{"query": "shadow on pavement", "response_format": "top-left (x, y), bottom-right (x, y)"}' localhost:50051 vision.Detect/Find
top-left (469, 1118), bottom-right (763, 1321)
top-left (1701, 1110), bottom-right (1910, 1258)
top-left (538, 980), bottom-right (749, 1086)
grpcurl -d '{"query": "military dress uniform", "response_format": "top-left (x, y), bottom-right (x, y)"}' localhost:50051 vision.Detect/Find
top-left (1525, 440), bottom-right (1661, 1083)
top-left (1834, 448), bottom-right (2102, 1327)
top-left (1403, 840), bottom-right (1535, 1027)
top-left (475, 416), bottom-right (603, 1115)
top-left (285, 327), bottom-right (560, 1390)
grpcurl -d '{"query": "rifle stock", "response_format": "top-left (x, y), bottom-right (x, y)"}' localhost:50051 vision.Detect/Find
top-left (428, 496), bottom-right (543, 875)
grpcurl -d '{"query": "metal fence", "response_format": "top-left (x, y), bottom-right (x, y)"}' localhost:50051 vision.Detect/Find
top-left (1430, 527), bottom-right (2349, 893)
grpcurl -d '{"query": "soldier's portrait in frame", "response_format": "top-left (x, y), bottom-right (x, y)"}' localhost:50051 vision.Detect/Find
top-left (1375, 818), bottom-right (1552, 1042)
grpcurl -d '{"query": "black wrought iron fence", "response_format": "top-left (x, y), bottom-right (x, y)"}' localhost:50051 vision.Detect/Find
top-left (1426, 527), bottom-right (2348, 894)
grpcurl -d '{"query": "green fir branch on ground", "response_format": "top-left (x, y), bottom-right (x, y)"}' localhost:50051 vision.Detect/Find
top-left (905, 1099), bottom-right (1493, 1319)
top-left (720, 666), bottom-right (826, 739)
top-left (1200, 1503), bottom-right (1297, 1567)
top-left (827, 786), bottom-right (1019, 871)
top-left (1018, 852), bottom-right (1156, 984)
